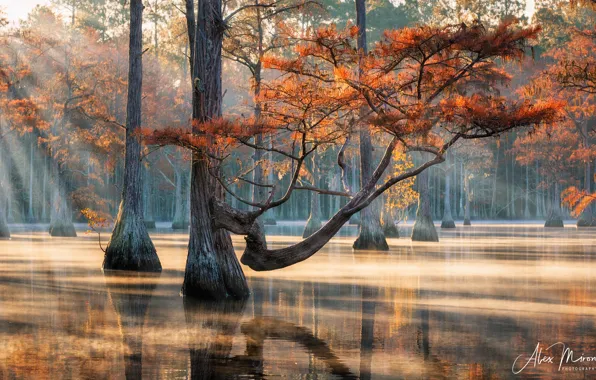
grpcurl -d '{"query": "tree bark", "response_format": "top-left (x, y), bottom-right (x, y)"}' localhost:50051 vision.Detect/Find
top-left (183, 0), bottom-right (249, 299)
top-left (412, 166), bottom-right (439, 242)
top-left (545, 182), bottom-right (564, 227)
top-left (441, 163), bottom-right (455, 229)
top-left (103, 0), bottom-right (162, 272)
top-left (352, 0), bottom-right (388, 251)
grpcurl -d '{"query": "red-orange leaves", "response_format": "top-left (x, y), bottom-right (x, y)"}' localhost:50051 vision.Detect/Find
top-left (441, 95), bottom-right (563, 135)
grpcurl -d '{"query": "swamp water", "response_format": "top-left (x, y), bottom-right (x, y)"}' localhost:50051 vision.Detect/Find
top-left (0, 224), bottom-right (595, 379)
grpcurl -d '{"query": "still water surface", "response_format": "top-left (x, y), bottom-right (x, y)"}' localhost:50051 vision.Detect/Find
top-left (0, 224), bottom-right (595, 379)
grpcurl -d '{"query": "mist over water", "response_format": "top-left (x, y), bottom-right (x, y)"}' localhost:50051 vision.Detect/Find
top-left (0, 224), bottom-right (594, 379)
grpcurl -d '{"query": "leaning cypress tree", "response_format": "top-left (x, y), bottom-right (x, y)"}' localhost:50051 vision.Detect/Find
top-left (103, 0), bottom-right (162, 272)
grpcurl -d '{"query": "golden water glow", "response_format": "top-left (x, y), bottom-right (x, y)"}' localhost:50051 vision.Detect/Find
top-left (0, 225), bottom-right (594, 379)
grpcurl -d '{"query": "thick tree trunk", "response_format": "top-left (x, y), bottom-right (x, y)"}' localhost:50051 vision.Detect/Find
top-left (172, 165), bottom-right (190, 230)
top-left (352, 0), bottom-right (387, 251)
top-left (463, 169), bottom-right (471, 226)
top-left (441, 165), bottom-right (455, 229)
top-left (103, 0), bottom-right (161, 272)
top-left (105, 271), bottom-right (159, 380)
top-left (0, 181), bottom-right (10, 238)
top-left (49, 161), bottom-right (77, 237)
top-left (412, 168), bottom-right (439, 242)
top-left (545, 182), bottom-right (564, 228)
top-left (183, 0), bottom-right (249, 299)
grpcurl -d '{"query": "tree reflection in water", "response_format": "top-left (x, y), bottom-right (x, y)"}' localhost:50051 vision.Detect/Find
top-left (104, 271), bottom-right (161, 380)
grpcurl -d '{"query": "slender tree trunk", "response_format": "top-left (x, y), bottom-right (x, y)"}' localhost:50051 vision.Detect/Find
top-left (577, 125), bottom-right (593, 226)
top-left (524, 164), bottom-right (530, 219)
top-left (41, 153), bottom-right (47, 222)
top-left (49, 160), bottom-right (77, 237)
top-left (172, 164), bottom-right (190, 230)
top-left (0, 181), bottom-right (9, 238)
top-left (545, 181), bottom-right (564, 227)
top-left (303, 154), bottom-right (322, 238)
top-left (463, 168), bottom-right (471, 226)
top-left (353, 0), bottom-right (388, 250)
top-left (183, 0), bottom-right (249, 299)
top-left (412, 165), bottom-right (439, 242)
top-left (490, 143), bottom-right (500, 218)
top-left (28, 139), bottom-right (35, 222)
top-left (103, 0), bottom-right (161, 272)
top-left (143, 166), bottom-right (156, 229)
top-left (441, 163), bottom-right (455, 229)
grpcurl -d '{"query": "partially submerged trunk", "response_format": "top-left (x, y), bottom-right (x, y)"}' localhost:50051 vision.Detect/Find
top-left (172, 165), bottom-right (190, 230)
top-left (49, 162), bottom-right (77, 237)
top-left (103, 0), bottom-right (161, 272)
top-left (183, 0), bottom-right (249, 299)
top-left (381, 197), bottom-right (399, 238)
top-left (412, 169), bottom-right (439, 242)
top-left (0, 182), bottom-right (10, 238)
top-left (104, 271), bottom-right (159, 380)
top-left (441, 166), bottom-right (455, 229)
top-left (545, 182), bottom-right (564, 228)
top-left (303, 192), bottom-right (322, 238)
top-left (352, 0), bottom-right (388, 251)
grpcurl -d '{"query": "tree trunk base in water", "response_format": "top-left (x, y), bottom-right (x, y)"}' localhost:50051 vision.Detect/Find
top-left (412, 216), bottom-right (439, 242)
top-left (103, 219), bottom-right (161, 272)
top-left (544, 219), bottom-right (564, 228)
top-left (383, 223), bottom-right (400, 238)
top-left (49, 221), bottom-right (77, 237)
top-left (0, 222), bottom-right (10, 239)
top-left (144, 220), bottom-right (156, 229)
top-left (441, 220), bottom-right (456, 229)
top-left (263, 218), bottom-right (276, 226)
top-left (353, 230), bottom-right (389, 251)
top-left (577, 214), bottom-right (595, 227)
top-left (172, 220), bottom-right (189, 230)
top-left (463, 219), bottom-right (471, 226)
top-left (213, 229), bottom-right (250, 300)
